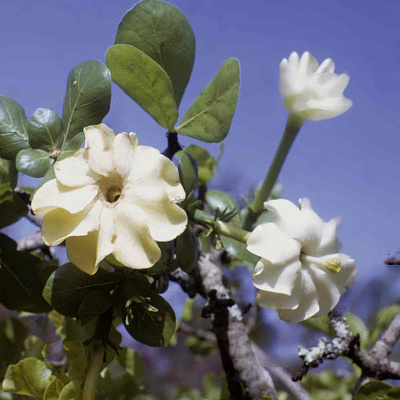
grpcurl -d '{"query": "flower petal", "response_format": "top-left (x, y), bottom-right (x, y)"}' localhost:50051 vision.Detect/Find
top-left (278, 270), bottom-right (320, 323)
top-left (112, 132), bottom-right (139, 179)
top-left (127, 145), bottom-right (185, 201)
top-left (54, 149), bottom-right (101, 187)
top-left (317, 58), bottom-right (335, 73)
top-left (113, 201), bottom-right (161, 269)
top-left (252, 258), bottom-right (301, 295)
top-left (84, 124), bottom-right (115, 176)
top-left (96, 206), bottom-right (115, 266)
top-left (299, 52), bottom-right (318, 75)
top-left (41, 200), bottom-right (102, 246)
top-left (66, 231), bottom-right (99, 275)
top-left (247, 222), bottom-right (301, 264)
top-left (32, 179), bottom-right (98, 214)
top-left (256, 275), bottom-right (302, 310)
top-left (288, 52), bottom-right (300, 67)
top-left (125, 186), bottom-right (187, 242)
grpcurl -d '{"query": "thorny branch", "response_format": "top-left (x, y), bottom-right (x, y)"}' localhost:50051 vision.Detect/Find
top-left (294, 310), bottom-right (400, 382)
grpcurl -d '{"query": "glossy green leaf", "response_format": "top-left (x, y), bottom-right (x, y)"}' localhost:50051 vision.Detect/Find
top-left (28, 108), bottom-right (64, 151)
top-left (369, 304), bottom-right (400, 345)
top-left (43, 378), bottom-right (64, 400)
top-left (124, 291), bottom-right (176, 347)
top-left (301, 315), bottom-right (336, 337)
top-left (354, 380), bottom-right (400, 400)
top-left (206, 190), bottom-right (238, 215)
top-left (21, 335), bottom-right (47, 361)
top-left (77, 289), bottom-right (113, 324)
top-left (220, 235), bottom-right (259, 268)
top-left (0, 184), bottom-right (27, 228)
top-left (0, 234), bottom-right (55, 312)
top-left (0, 97), bottom-right (29, 160)
top-left (58, 381), bottom-right (82, 400)
top-left (117, 348), bottom-right (145, 383)
top-left (57, 132), bottom-right (84, 161)
top-left (177, 58), bottom-right (240, 142)
top-left (16, 148), bottom-right (52, 178)
top-left (0, 318), bottom-right (29, 379)
top-left (2, 358), bottom-right (54, 397)
top-left (176, 224), bottom-right (198, 274)
top-left (183, 145), bottom-right (216, 185)
top-left (43, 263), bottom-right (121, 317)
top-left (106, 44), bottom-right (178, 130)
top-left (345, 313), bottom-right (368, 350)
top-left (176, 151), bottom-right (198, 196)
top-left (62, 60), bottom-right (111, 142)
top-left (302, 370), bottom-right (353, 400)
top-left (115, 0), bottom-right (195, 107)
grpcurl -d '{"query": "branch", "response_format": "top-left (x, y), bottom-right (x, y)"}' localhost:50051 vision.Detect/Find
top-left (294, 311), bottom-right (400, 382)
top-left (25, 205), bottom-right (43, 227)
top-left (162, 131), bottom-right (182, 160)
top-left (169, 268), bottom-right (200, 298)
top-left (193, 252), bottom-right (278, 400)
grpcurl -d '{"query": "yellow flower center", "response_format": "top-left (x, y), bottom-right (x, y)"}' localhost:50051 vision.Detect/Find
top-left (106, 186), bottom-right (122, 203)
top-left (299, 253), bottom-right (342, 274)
top-left (99, 174), bottom-right (124, 205)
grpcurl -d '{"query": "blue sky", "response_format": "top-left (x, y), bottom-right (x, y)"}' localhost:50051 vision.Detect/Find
top-left (1, 0), bottom-right (400, 338)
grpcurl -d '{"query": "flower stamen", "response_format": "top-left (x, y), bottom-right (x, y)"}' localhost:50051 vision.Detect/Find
top-left (299, 254), bottom-right (342, 274)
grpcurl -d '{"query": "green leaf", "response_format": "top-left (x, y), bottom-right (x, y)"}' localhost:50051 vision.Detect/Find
top-left (58, 381), bottom-right (82, 400)
top-left (220, 235), bottom-right (259, 268)
top-left (43, 263), bottom-right (121, 317)
top-left (115, 0), bottom-right (195, 107)
top-left (345, 313), bottom-right (369, 350)
top-left (177, 58), bottom-right (240, 142)
top-left (77, 290), bottom-right (113, 324)
top-left (117, 348), bottom-right (145, 383)
top-left (176, 151), bottom-right (198, 196)
top-left (57, 132), bottom-right (84, 161)
top-left (302, 370), bottom-right (353, 400)
top-left (106, 44), bottom-right (178, 130)
top-left (124, 291), bottom-right (176, 347)
top-left (183, 145), bottom-right (217, 185)
top-left (369, 304), bottom-right (400, 345)
top-left (0, 233), bottom-right (55, 312)
top-left (0, 97), bottom-right (29, 160)
top-left (43, 378), bottom-right (64, 400)
top-left (2, 358), bottom-right (54, 397)
top-left (63, 341), bottom-right (88, 381)
top-left (0, 184), bottom-right (28, 228)
top-left (62, 60), bottom-right (111, 142)
top-left (301, 315), bottom-right (336, 337)
top-left (176, 224), bottom-right (198, 274)
top-left (354, 380), bottom-right (400, 400)
top-left (98, 368), bottom-right (142, 400)
top-left (21, 335), bottom-right (47, 360)
top-left (0, 318), bottom-right (29, 379)
top-left (205, 190), bottom-right (239, 216)
top-left (28, 108), bottom-right (64, 151)
top-left (16, 148), bottom-right (53, 178)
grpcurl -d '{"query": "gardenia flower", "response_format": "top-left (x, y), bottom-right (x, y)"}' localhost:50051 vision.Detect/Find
top-left (246, 198), bottom-right (356, 323)
top-left (31, 124), bottom-right (188, 275)
top-left (280, 51), bottom-right (352, 122)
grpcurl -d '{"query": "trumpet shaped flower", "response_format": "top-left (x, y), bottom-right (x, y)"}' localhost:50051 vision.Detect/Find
top-left (32, 124), bottom-right (188, 275)
top-left (246, 198), bottom-right (356, 323)
top-left (280, 51), bottom-right (352, 122)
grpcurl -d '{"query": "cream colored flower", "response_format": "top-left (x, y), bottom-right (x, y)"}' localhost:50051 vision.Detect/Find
top-left (246, 198), bottom-right (356, 323)
top-left (32, 124), bottom-right (188, 275)
top-left (280, 51), bottom-right (352, 122)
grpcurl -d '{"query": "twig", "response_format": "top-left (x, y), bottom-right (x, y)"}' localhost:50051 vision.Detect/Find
top-left (294, 310), bottom-right (400, 382)
top-left (169, 268), bottom-right (200, 298)
top-left (162, 131), bottom-right (182, 160)
top-left (178, 321), bottom-right (216, 342)
top-left (370, 311), bottom-right (400, 359)
top-left (25, 205), bottom-right (43, 227)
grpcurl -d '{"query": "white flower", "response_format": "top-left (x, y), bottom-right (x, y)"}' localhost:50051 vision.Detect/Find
top-left (280, 51), bottom-right (352, 122)
top-left (246, 198), bottom-right (356, 323)
top-left (32, 124), bottom-right (188, 275)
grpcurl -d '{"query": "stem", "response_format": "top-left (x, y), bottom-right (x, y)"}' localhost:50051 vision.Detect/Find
top-left (192, 209), bottom-right (251, 243)
top-left (243, 114), bottom-right (303, 230)
top-left (82, 344), bottom-right (105, 400)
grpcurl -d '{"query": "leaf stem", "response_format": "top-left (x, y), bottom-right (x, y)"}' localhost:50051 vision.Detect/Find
top-left (191, 209), bottom-right (250, 243)
top-left (242, 114), bottom-right (303, 229)
top-left (82, 344), bottom-right (105, 400)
